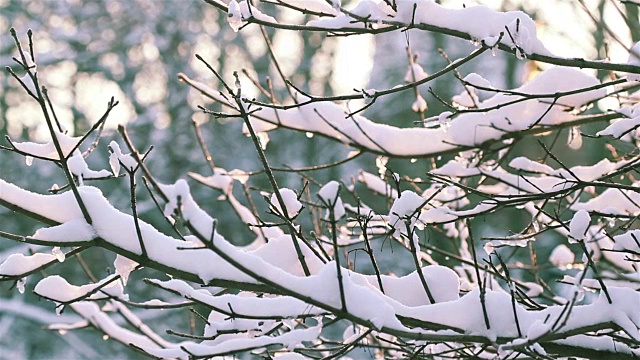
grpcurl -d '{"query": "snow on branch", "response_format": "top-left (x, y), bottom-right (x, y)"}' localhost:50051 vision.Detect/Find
top-left (181, 66), bottom-right (611, 158)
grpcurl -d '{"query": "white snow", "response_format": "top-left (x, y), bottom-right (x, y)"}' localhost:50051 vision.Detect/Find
top-left (464, 73), bottom-right (492, 88)
top-left (31, 219), bottom-right (96, 243)
top-left (526, 319), bottom-right (550, 341)
top-left (149, 278), bottom-right (325, 318)
top-left (396, 286), bottom-right (640, 344)
top-left (107, 141), bottom-right (137, 175)
top-left (227, 0), bottom-right (243, 32)
top-left (431, 159), bottom-right (482, 177)
top-left (404, 63), bottom-right (428, 82)
top-left (411, 94), bottom-right (428, 112)
top-left (52, 247), bottom-right (65, 262)
top-left (270, 188), bottom-right (302, 218)
top-left (555, 334), bottom-right (640, 357)
top-left (549, 244), bottom-right (575, 268)
top-left (0, 179), bottom-right (283, 286)
top-left (226, 0), bottom-right (278, 32)
top-left (190, 168), bottom-right (281, 245)
top-left (250, 234), bottom-right (325, 275)
top-left (627, 41), bottom-right (640, 82)
top-left (452, 88), bottom-right (478, 108)
top-left (508, 157), bottom-right (554, 174)
top-left (67, 150), bottom-right (111, 182)
top-left (421, 184), bottom-right (469, 210)
top-left (12, 132), bottom-right (82, 161)
top-left (358, 171), bottom-right (398, 198)
top-left (189, 169), bottom-right (235, 195)
top-left (612, 229), bottom-right (640, 253)
top-left (34, 275), bottom-right (125, 303)
top-left (388, 190), bottom-right (425, 236)
top-left (596, 116), bottom-right (640, 139)
top-left (378, 266), bottom-right (460, 306)
top-left (418, 206), bottom-right (457, 225)
top-left (567, 126), bottom-right (583, 150)
top-left (552, 158), bottom-right (625, 182)
top-left (568, 210), bottom-right (590, 242)
top-left (317, 181), bottom-right (345, 220)
top-left (522, 282), bottom-right (544, 297)
top-left (0, 253), bottom-right (57, 276)
top-left (113, 254), bottom-right (138, 286)
top-left (572, 186), bottom-right (640, 215)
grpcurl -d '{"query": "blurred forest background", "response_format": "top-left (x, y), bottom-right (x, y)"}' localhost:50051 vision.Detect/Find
top-left (0, 0), bottom-right (637, 358)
